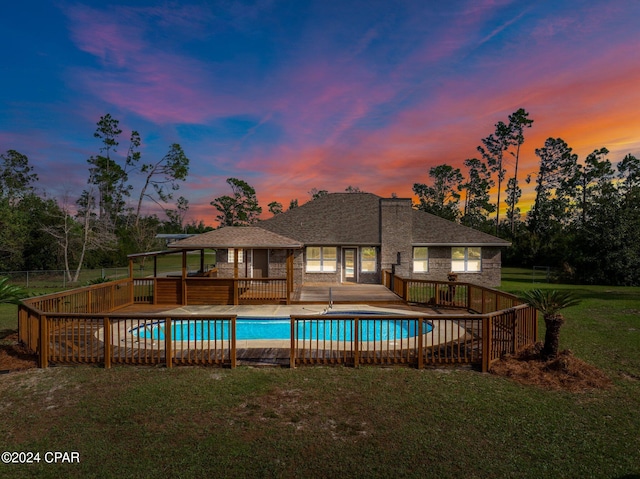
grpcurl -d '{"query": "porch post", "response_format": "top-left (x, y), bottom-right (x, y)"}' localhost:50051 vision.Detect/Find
top-left (233, 248), bottom-right (239, 305)
top-left (286, 249), bottom-right (293, 304)
top-left (128, 258), bottom-right (134, 305)
top-left (181, 250), bottom-right (187, 305)
top-left (234, 248), bottom-right (239, 278)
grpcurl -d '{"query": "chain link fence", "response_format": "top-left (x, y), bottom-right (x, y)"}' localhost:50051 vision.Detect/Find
top-left (0, 268), bottom-right (130, 292)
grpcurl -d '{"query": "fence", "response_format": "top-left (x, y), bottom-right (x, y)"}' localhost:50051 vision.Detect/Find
top-left (1, 268), bottom-right (130, 291)
top-left (289, 305), bottom-right (536, 370)
top-left (33, 314), bottom-right (236, 368)
top-left (18, 273), bottom-right (537, 371)
top-left (381, 270), bottom-right (522, 313)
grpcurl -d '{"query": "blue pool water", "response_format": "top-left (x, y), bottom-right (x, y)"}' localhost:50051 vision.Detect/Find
top-left (132, 316), bottom-right (433, 342)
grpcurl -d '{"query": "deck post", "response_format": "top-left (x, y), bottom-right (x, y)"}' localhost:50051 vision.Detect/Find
top-left (510, 308), bottom-right (518, 354)
top-left (38, 314), bottom-right (48, 368)
top-left (103, 317), bottom-right (111, 369)
top-left (165, 317), bottom-right (173, 368)
top-left (230, 316), bottom-right (236, 368)
top-left (289, 317), bottom-right (296, 368)
top-left (417, 318), bottom-right (424, 369)
top-left (233, 279), bottom-right (239, 305)
top-left (353, 318), bottom-right (360, 367)
top-left (482, 316), bottom-right (492, 373)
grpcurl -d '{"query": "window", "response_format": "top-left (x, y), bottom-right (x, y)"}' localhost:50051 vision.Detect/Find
top-left (305, 247), bottom-right (337, 272)
top-left (451, 247), bottom-right (481, 272)
top-left (413, 247), bottom-right (429, 272)
top-left (227, 248), bottom-right (244, 263)
top-left (360, 247), bottom-right (377, 273)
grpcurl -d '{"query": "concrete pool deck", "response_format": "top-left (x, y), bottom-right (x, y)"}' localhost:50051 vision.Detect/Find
top-left (165, 303), bottom-right (423, 318)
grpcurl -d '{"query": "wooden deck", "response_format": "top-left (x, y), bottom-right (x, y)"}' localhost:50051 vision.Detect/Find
top-left (21, 277), bottom-right (536, 371)
top-left (292, 283), bottom-right (403, 304)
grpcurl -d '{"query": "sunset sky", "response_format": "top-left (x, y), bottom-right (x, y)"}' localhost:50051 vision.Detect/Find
top-left (2, 1), bottom-right (639, 226)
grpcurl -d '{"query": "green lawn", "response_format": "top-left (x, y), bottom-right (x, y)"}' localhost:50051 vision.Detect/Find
top-left (0, 251), bottom-right (217, 292)
top-left (0, 268), bottom-right (639, 478)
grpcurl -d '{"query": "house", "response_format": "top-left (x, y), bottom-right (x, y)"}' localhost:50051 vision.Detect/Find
top-left (169, 193), bottom-right (510, 287)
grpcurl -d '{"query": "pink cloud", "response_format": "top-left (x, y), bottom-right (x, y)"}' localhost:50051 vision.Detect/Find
top-left (63, 4), bottom-right (261, 124)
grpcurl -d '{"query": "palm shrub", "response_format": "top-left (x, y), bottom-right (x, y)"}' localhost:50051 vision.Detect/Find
top-left (0, 276), bottom-right (28, 304)
top-left (519, 289), bottom-right (580, 360)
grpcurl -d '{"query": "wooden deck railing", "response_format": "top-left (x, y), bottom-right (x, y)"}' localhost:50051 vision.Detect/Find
top-left (132, 277), bottom-right (290, 305)
top-left (289, 304), bottom-right (536, 371)
top-left (23, 278), bottom-right (134, 313)
top-left (19, 273), bottom-right (536, 371)
top-left (290, 315), bottom-right (429, 367)
top-left (19, 279), bottom-right (135, 357)
top-left (381, 270), bottom-right (522, 313)
top-left (22, 311), bottom-right (236, 368)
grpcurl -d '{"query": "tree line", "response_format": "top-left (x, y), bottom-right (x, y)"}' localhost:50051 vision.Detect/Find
top-left (411, 109), bottom-right (640, 286)
top-left (2, 110), bottom-right (638, 285)
top-left (0, 114), bottom-right (206, 281)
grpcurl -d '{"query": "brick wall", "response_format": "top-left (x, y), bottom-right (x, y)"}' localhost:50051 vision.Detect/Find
top-left (410, 246), bottom-right (502, 287)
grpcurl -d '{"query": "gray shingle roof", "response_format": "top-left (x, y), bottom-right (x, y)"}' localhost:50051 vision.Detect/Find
top-left (260, 193), bottom-right (381, 244)
top-left (261, 192), bottom-right (509, 246)
top-left (170, 193), bottom-right (510, 249)
top-left (411, 209), bottom-right (511, 246)
top-left (168, 227), bottom-right (302, 249)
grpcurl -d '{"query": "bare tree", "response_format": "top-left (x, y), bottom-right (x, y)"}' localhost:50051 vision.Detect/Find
top-left (134, 143), bottom-right (189, 227)
top-left (43, 189), bottom-right (116, 283)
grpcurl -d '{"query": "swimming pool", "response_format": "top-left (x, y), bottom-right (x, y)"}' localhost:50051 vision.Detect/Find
top-left (131, 316), bottom-right (433, 342)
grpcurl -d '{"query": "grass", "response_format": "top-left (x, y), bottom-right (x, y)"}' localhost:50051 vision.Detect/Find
top-left (131, 250), bottom-right (217, 278)
top-left (0, 250), bottom-right (216, 291)
top-left (0, 268), bottom-right (639, 478)
top-left (500, 267), bottom-right (640, 377)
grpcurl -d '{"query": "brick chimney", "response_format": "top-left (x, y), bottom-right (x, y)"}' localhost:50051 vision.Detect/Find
top-left (379, 198), bottom-right (413, 277)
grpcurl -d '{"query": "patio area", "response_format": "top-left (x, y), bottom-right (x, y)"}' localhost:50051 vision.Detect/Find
top-left (292, 283), bottom-right (404, 304)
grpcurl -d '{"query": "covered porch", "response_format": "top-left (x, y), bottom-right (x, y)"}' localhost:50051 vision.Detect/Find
top-left (128, 227), bottom-right (409, 306)
top-left (128, 264), bottom-right (402, 306)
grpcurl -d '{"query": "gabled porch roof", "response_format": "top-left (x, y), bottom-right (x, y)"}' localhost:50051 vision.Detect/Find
top-left (168, 226), bottom-right (303, 250)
